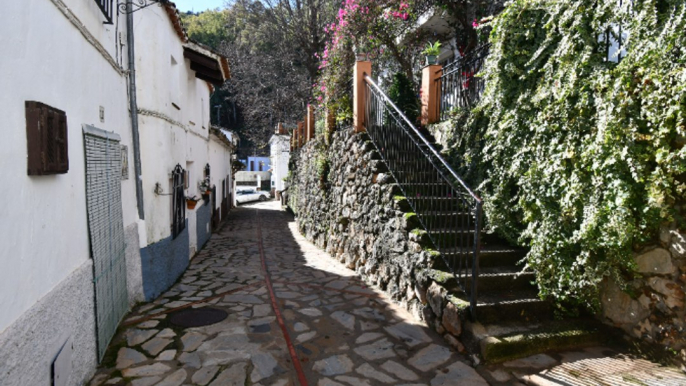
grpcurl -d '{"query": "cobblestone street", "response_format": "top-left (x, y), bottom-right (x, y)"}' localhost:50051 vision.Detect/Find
top-left (89, 201), bottom-right (489, 386)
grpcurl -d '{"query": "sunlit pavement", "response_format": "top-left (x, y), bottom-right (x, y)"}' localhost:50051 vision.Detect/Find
top-left (89, 200), bottom-right (488, 386)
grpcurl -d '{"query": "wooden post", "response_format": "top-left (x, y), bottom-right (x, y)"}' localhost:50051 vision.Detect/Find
top-left (307, 105), bottom-right (315, 141)
top-left (293, 124), bottom-right (298, 149)
top-left (297, 121), bottom-right (304, 147)
top-left (325, 105), bottom-right (336, 146)
top-left (421, 64), bottom-right (442, 126)
top-left (353, 60), bottom-right (372, 133)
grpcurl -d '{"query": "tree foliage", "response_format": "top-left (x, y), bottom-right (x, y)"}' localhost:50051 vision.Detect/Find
top-left (444, 0), bottom-right (686, 310)
top-left (181, 1), bottom-right (337, 156)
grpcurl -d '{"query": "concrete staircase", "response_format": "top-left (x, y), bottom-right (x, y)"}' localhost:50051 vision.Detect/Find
top-left (407, 128), bottom-right (608, 363)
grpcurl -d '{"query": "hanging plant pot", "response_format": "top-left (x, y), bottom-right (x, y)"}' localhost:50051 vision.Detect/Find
top-left (187, 199), bottom-right (198, 210)
top-left (425, 55), bottom-right (437, 65)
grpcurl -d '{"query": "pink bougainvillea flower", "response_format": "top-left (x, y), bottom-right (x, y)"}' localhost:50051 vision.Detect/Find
top-left (472, 18), bottom-right (479, 28)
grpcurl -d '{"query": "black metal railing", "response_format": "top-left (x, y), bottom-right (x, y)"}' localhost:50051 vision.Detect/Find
top-left (334, 77), bottom-right (355, 131)
top-left (95, 0), bottom-right (115, 24)
top-left (171, 164), bottom-right (186, 239)
top-left (437, 44), bottom-right (490, 121)
top-left (364, 75), bottom-right (483, 319)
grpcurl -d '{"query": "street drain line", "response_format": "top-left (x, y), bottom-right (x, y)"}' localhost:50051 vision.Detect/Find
top-left (271, 281), bottom-right (381, 299)
top-left (256, 210), bottom-right (309, 386)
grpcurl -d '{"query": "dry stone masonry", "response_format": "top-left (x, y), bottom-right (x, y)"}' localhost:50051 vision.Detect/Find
top-left (601, 226), bottom-right (686, 362)
top-left (288, 128), bottom-right (468, 352)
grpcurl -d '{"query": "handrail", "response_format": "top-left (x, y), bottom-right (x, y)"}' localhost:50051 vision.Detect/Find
top-left (362, 74), bottom-right (483, 320)
top-left (364, 75), bottom-right (482, 204)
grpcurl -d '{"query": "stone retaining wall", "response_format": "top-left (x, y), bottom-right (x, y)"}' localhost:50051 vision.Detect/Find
top-left (288, 128), bottom-right (468, 352)
top-left (601, 228), bottom-right (686, 361)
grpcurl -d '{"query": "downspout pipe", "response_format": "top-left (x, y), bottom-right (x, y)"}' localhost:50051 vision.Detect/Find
top-left (126, 4), bottom-right (145, 219)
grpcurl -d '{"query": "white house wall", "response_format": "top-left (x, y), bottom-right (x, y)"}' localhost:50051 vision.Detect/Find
top-left (270, 135), bottom-right (291, 192)
top-left (134, 5), bottom-right (233, 301)
top-left (0, 0), bottom-right (138, 384)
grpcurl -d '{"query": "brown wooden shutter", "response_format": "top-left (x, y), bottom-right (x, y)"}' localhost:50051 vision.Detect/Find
top-left (25, 101), bottom-right (68, 175)
top-left (25, 101), bottom-right (43, 175)
top-left (55, 110), bottom-right (69, 173)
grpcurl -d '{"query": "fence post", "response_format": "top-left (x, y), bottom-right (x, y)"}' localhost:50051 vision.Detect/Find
top-left (353, 60), bottom-right (372, 133)
top-left (307, 105), bottom-right (315, 141)
top-left (325, 105), bottom-right (335, 146)
top-left (292, 124), bottom-right (298, 150)
top-left (297, 121), bottom-right (304, 147)
top-left (421, 64), bottom-right (442, 126)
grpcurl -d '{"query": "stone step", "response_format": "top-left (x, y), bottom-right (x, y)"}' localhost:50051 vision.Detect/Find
top-left (427, 267), bottom-right (537, 293)
top-left (471, 292), bottom-right (552, 325)
top-left (461, 319), bottom-right (610, 363)
top-left (428, 228), bottom-right (501, 246)
top-left (434, 246), bottom-right (526, 269)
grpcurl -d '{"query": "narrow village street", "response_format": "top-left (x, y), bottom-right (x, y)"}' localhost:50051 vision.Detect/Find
top-left (89, 201), bottom-right (490, 386)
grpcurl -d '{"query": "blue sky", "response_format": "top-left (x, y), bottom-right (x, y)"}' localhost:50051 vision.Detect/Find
top-left (173, 0), bottom-right (228, 12)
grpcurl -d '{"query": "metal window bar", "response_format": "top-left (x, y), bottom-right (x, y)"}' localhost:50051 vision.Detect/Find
top-left (94, 0), bottom-right (115, 24)
top-left (363, 75), bottom-right (483, 319)
top-left (171, 164), bottom-right (186, 239)
top-left (436, 44), bottom-right (490, 121)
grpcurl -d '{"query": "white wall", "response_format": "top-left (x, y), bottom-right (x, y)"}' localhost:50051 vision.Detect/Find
top-left (270, 135), bottom-right (291, 192)
top-left (0, 0), bottom-right (137, 332)
top-left (134, 5), bottom-right (214, 247)
top-left (209, 135), bottom-right (233, 212)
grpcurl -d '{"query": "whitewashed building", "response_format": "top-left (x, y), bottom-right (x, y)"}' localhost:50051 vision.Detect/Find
top-left (0, 1), bottom-right (232, 385)
top-left (269, 123), bottom-right (291, 196)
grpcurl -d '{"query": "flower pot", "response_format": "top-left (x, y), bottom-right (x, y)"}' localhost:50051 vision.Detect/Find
top-left (425, 55), bottom-right (437, 65)
top-left (187, 200), bottom-right (198, 210)
top-left (356, 53), bottom-right (368, 61)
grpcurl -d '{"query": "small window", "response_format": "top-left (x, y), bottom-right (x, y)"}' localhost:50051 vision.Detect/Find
top-left (25, 101), bottom-right (69, 175)
top-left (121, 145), bottom-right (129, 180)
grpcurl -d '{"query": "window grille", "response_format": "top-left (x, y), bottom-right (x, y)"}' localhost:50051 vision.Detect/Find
top-left (602, 0), bottom-right (633, 63)
top-left (171, 164), bottom-right (186, 239)
top-left (94, 0), bottom-right (114, 24)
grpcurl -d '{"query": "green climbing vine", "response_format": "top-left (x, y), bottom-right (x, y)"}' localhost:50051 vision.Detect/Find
top-left (442, 0), bottom-right (686, 310)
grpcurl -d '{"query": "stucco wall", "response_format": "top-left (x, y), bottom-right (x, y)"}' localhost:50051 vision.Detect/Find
top-left (140, 220), bottom-right (190, 301)
top-left (209, 135), bottom-right (233, 214)
top-left (270, 135), bottom-right (291, 192)
top-left (0, 0), bottom-right (138, 333)
top-left (196, 202), bottom-right (213, 250)
top-left (0, 260), bottom-right (97, 386)
top-left (125, 222), bottom-right (145, 306)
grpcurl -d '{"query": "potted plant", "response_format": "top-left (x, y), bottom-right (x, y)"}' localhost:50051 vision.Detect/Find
top-left (186, 196), bottom-right (200, 210)
top-left (422, 41), bottom-right (442, 65)
top-left (198, 178), bottom-right (211, 195)
top-left (198, 179), bottom-right (211, 203)
top-left (354, 42), bottom-right (370, 61)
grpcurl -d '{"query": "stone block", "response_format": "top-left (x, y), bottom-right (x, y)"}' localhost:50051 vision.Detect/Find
top-left (427, 281), bottom-right (447, 318)
top-left (648, 277), bottom-right (685, 309)
top-left (601, 279), bottom-right (649, 326)
top-left (441, 301), bottom-right (463, 336)
top-left (635, 248), bottom-right (675, 274)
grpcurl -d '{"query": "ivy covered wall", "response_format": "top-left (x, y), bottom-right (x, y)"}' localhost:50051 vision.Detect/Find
top-left (430, 0), bottom-right (685, 359)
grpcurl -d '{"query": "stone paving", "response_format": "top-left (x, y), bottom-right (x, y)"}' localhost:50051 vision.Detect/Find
top-left (89, 201), bottom-right (490, 386)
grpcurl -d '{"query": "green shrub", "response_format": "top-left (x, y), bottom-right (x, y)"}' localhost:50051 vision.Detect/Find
top-left (388, 72), bottom-right (420, 124)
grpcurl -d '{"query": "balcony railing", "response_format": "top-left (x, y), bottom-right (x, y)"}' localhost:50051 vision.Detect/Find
top-left (436, 44), bottom-right (490, 121)
top-left (95, 0), bottom-right (115, 24)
